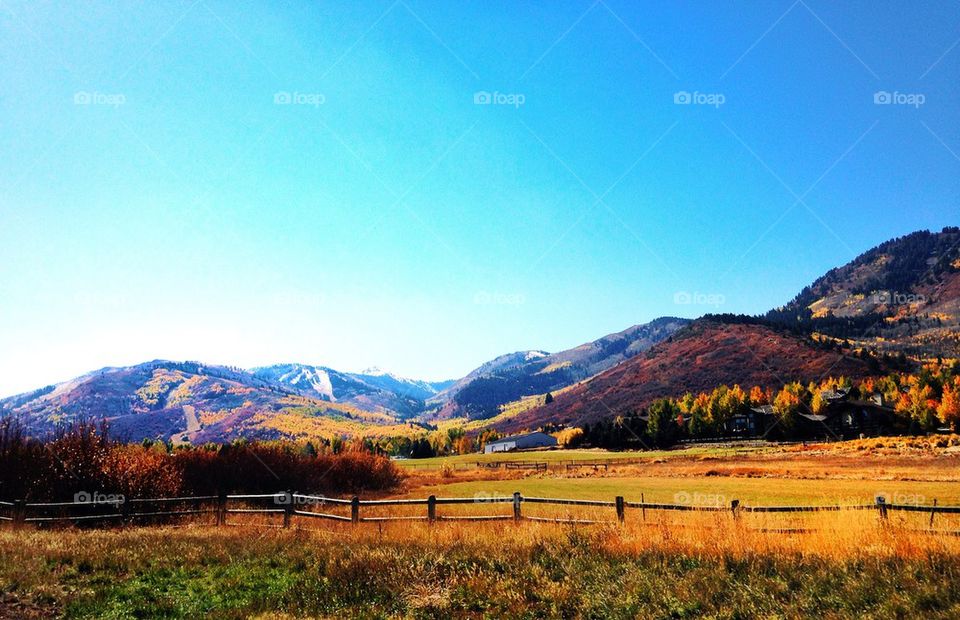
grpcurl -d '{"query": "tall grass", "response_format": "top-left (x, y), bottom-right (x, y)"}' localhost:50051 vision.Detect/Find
top-left (2, 518), bottom-right (960, 617)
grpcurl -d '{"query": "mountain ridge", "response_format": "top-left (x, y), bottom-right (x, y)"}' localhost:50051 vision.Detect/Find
top-left (429, 317), bottom-right (691, 420)
top-left (500, 317), bottom-right (896, 433)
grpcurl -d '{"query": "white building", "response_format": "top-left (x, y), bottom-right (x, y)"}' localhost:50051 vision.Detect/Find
top-left (483, 431), bottom-right (558, 454)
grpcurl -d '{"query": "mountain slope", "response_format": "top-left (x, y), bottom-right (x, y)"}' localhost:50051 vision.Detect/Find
top-left (352, 367), bottom-right (454, 402)
top-left (432, 317), bottom-right (690, 420)
top-left (502, 318), bottom-right (887, 433)
top-left (0, 361), bottom-right (412, 443)
top-left (251, 364), bottom-right (373, 402)
top-left (766, 226), bottom-right (960, 357)
top-left (430, 350), bottom-right (550, 404)
top-left (251, 364), bottom-right (452, 417)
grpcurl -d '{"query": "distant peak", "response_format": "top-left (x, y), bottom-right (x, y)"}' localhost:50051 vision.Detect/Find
top-left (360, 366), bottom-right (388, 376)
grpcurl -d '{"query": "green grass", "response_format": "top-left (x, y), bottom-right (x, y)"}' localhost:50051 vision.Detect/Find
top-left (402, 475), bottom-right (960, 506)
top-left (396, 445), bottom-right (773, 468)
top-left (4, 527), bottom-right (960, 618)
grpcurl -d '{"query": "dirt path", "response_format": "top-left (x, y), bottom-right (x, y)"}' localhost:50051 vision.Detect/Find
top-left (170, 405), bottom-right (200, 446)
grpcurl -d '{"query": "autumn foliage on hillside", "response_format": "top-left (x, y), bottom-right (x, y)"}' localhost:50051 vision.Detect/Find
top-left (0, 419), bottom-right (402, 501)
top-left (572, 363), bottom-right (960, 449)
top-left (506, 320), bottom-right (889, 432)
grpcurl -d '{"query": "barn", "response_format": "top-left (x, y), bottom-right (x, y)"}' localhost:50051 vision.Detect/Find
top-left (484, 431), bottom-right (558, 454)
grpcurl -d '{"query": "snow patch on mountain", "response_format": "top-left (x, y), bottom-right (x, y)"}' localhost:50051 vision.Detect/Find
top-left (277, 366), bottom-right (334, 400)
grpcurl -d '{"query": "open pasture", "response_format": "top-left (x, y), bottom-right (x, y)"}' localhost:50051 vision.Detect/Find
top-left (399, 440), bottom-right (960, 507)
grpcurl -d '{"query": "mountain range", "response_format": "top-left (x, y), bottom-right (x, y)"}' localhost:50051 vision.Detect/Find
top-left (2, 227), bottom-right (958, 443)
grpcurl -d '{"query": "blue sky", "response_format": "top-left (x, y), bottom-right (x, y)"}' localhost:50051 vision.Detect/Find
top-left (1, 0), bottom-right (958, 395)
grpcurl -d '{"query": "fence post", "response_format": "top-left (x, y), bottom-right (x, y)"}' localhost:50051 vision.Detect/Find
top-left (217, 492), bottom-right (227, 527)
top-left (427, 495), bottom-right (436, 523)
top-left (283, 490), bottom-right (293, 529)
top-left (12, 499), bottom-right (25, 530)
top-left (730, 499), bottom-right (740, 521)
top-left (120, 495), bottom-right (130, 526)
top-left (513, 492), bottom-right (522, 522)
top-left (930, 499), bottom-right (937, 529)
top-left (351, 496), bottom-right (360, 525)
top-left (876, 496), bottom-right (888, 520)
top-left (615, 496), bottom-right (625, 524)
top-left (641, 493), bottom-right (646, 522)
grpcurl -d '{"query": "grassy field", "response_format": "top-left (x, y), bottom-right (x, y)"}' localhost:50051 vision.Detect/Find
top-left (402, 474), bottom-right (960, 506)
top-left (395, 445), bottom-right (776, 468)
top-left (396, 439), bottom-right (960, 506)
top-left (4, 522), bottom-right (960, 618)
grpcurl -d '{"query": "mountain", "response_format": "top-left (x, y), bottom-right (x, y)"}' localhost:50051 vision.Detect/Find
top-left (351, 367), bottom-right (454, 402)
top-left (430, 350), bottom-right (550, 404)
top-left (251, 364), bottom-right (375, 402)
top-left (501, 229), bottom-right (960, 432)
top-left (250, 363), bottom-right (436, 417)
top-left (251, 364), bottom-right (453, 416)
top-left (499, 318), bottom-right (890, 433)
top-left (766, 227), bottom-right (960, 357)
top-left (0, 361), bottom-right (413, 444)
top-left (431, 317), bottom-right (690, 420)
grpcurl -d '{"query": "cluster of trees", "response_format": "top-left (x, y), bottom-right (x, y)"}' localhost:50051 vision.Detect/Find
top-left (361, 427), bottom-right (504, 459)
top-left (0, 419), bottom-right (401, 501)
top-left (867, 367), bottom-right (960, 431)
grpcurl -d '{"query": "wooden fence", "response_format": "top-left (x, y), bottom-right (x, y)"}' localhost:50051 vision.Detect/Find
top-left (1, 493), bottom-right (959, 534)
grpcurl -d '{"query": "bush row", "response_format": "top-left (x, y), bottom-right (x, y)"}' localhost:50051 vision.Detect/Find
top-left (0, 419), bottom-right (402, 501)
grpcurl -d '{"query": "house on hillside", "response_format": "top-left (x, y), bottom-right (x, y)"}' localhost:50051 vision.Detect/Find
top-left (484, 431), bottom-right (558, 454)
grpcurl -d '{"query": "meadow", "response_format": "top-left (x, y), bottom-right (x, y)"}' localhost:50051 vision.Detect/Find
top-left (399, 437), bottom-right (960, 506)
top-left (3, 517), bottom-right (960, 618)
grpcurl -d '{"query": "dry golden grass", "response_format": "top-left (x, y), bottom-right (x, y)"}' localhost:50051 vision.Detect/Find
top-left (205, 499), bottom-right (960, 561)
top-left (4, 507), bottom-right (960, 617)
top-left (793, 434), bottom-right (960, 456)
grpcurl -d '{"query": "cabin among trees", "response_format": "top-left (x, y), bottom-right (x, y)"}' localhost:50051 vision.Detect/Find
top-left (768, 389), bottom-right (896, 440)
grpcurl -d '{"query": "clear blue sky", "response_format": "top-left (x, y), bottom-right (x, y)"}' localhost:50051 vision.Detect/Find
top-left (1, 0), bottom-right (958, 396)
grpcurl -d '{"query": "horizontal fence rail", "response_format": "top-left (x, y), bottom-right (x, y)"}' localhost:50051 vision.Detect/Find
top-left (1, 493), bottom-right (958, 535)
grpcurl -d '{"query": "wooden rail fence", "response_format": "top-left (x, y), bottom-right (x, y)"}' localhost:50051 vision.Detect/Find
top-left (1, 493), bottom-right (958, 533)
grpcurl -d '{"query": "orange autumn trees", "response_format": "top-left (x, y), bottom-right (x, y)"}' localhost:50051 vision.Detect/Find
top-left (895, 383), bottom-right (938, 429)
top-left (749, 385), bottom-right (768, 406)
top-left (938, 378), bottom-right (960, 431)
top-left (772, 382), bottom-right (804, 431)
